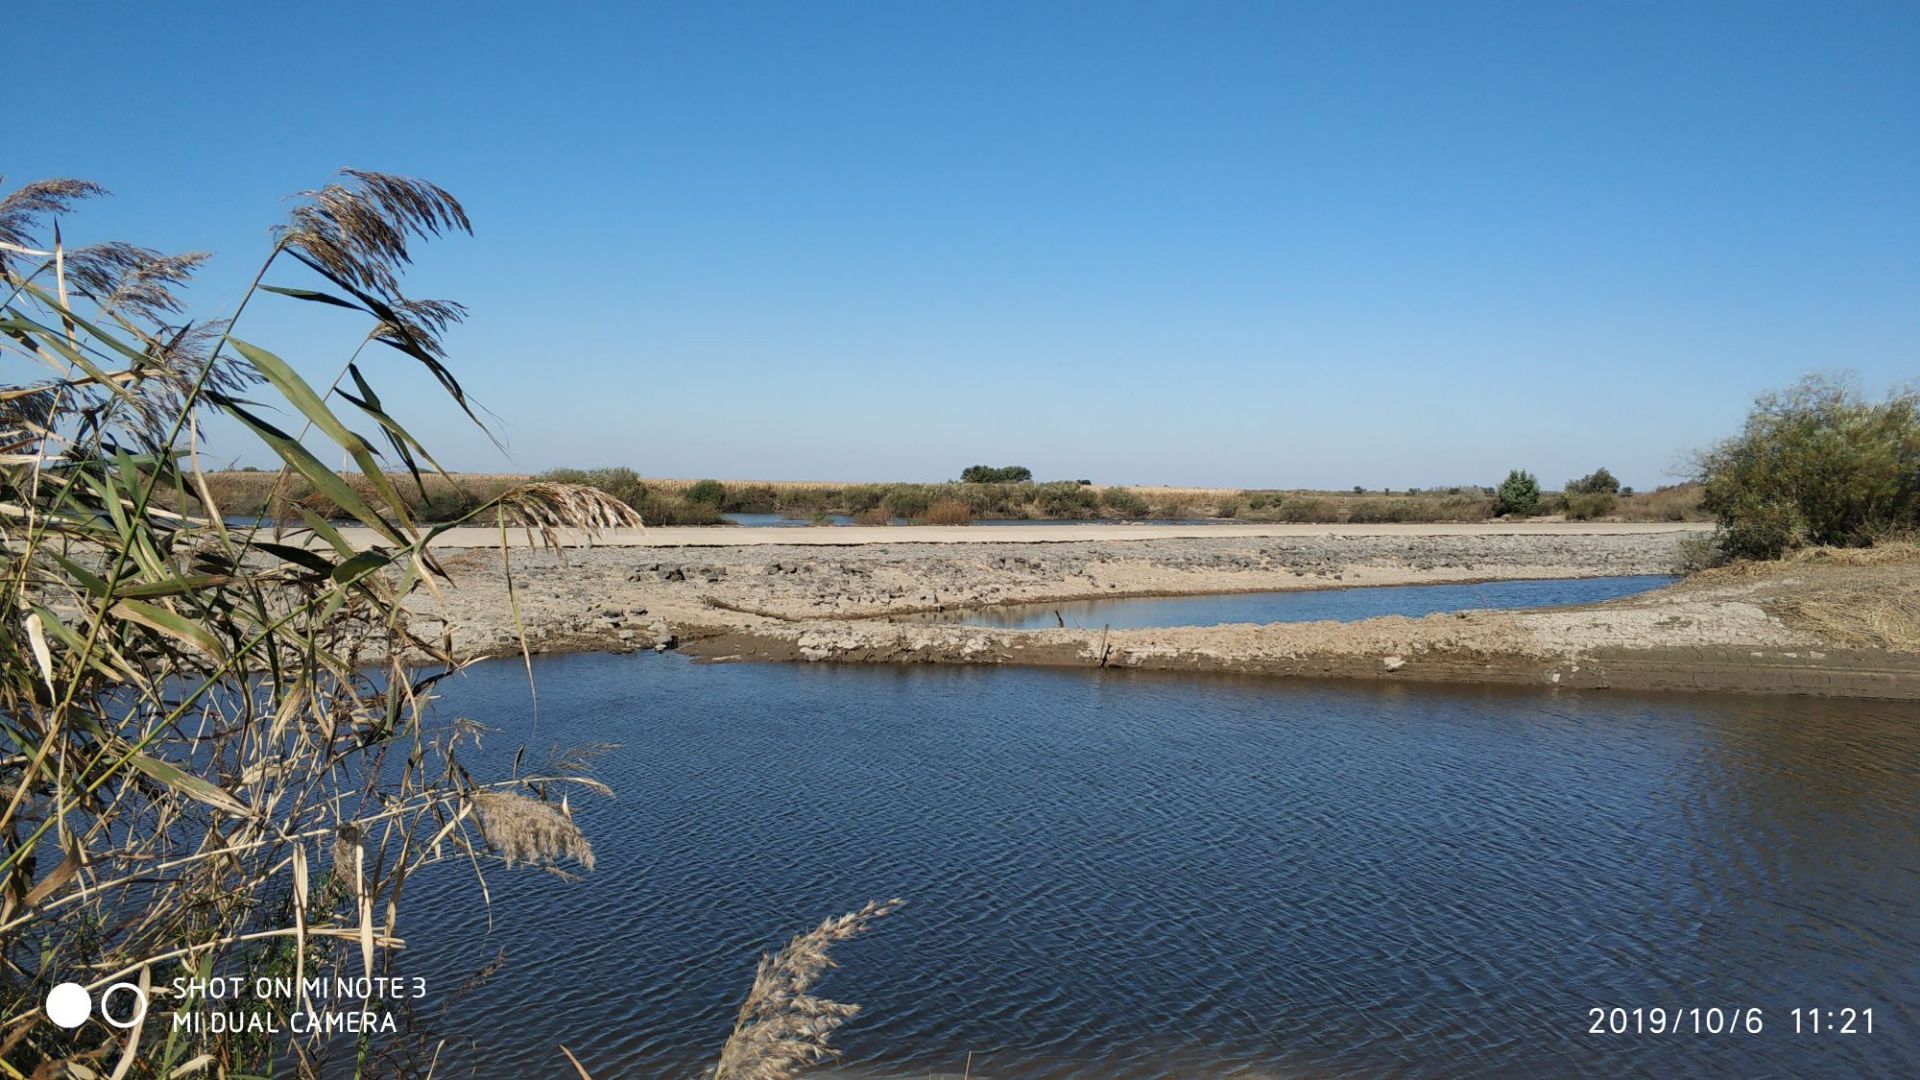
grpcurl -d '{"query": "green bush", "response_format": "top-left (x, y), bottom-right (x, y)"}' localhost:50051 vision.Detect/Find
top-left (1100, 486), bottom-right (1151, 517)
top-left (1036, 480), bottom-right (1099, 517)
top-left (1564, 491), bottom-right (1619, 520)
top-left (1495, 469), bottom-right (1542, 517)
top-left (538, 466), bottom-right (646, 507)
top-left (686, 478), bottom-right (727, 505)
top-left (841, 483), bottom-right (889, 512)
top-left (883, 485), bottom-right (934, 519)
top-left (954, 481), bottom-right (1032, 517)
top-left (1698, 374), bottom-right (1920, 559)
top-left (720, 483), bottom-right (780, 513)
top-left (1567, 466), bottom-right (1621, 496)
top-left (960, 464), bottom-right (1032, 483)
top-left (1276, 497), bottom-right (1340, 522)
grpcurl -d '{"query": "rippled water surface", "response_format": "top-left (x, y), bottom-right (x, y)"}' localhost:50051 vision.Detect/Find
top-left (401, 654), bottom-right (1919, 1078)
top-left (911, 575), bottom-right (1677, 629)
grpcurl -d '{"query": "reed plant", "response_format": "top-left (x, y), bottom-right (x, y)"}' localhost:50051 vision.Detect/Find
top-left (0, 170), bottom-right (639, 1076)
top-left (921, 498), bottom-right (973, 525)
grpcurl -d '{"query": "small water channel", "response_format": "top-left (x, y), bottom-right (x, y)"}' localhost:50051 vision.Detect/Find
top-left (904, 575), bottom-right (1678, 629)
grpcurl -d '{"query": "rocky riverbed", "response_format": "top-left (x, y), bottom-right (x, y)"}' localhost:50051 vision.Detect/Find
top-left (401, 526), bottom-right (1920, 699)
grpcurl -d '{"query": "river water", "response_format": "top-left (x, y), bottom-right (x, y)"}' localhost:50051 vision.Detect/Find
top-left (398, 652), bottom-right (1918, 1078)
top-left (906, 575), bottom-right (1677, 630)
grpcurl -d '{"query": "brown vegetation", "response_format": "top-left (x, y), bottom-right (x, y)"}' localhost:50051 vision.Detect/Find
top-left (1693, 541), bottom-right (1920, 652)
top-left (922, 497), bottom-right (974, 525)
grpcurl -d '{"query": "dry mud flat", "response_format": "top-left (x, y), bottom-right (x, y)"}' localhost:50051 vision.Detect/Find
top-left (404, 526), bottom-right (1920, 700)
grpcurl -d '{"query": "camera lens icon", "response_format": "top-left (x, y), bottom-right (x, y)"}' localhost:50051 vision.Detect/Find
top-left (44, 983), bottom-right (89, 1029)
top-left (45, 981), bottom-right (148, 1030)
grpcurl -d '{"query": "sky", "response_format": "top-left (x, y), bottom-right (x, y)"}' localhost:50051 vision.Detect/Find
top-left (10, 1), bottom-right (1918, 490)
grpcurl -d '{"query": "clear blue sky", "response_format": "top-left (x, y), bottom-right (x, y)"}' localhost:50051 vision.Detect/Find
top-left (14, 1), bottom-right (1918, 490)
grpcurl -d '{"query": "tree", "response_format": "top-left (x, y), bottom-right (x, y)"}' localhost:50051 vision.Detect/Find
top-left (960, 463), bottom-right (1036, 478)
top-left (1495, 469), bottom-right (1542, 516)
top-left (1566, 467), bottom-right (1621, 496)
top-left (959, 464), bottom-right (1032, 484)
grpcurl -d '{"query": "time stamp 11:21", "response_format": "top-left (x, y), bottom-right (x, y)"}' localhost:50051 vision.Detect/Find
top-left (1587, 1007), bottom-right (1875, 1035)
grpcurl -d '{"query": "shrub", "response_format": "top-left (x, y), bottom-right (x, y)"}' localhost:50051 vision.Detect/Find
top-left (779, 485), bottom-right (834, 511)
top-left (1275, 497), bottom-right (1340, 522)
top-left (1036, 480), bottom-right (1099, 517)
top-left (960, 464), bottom-right (1032, 483)
top-left (953, 481), bottom-right (1031, 517)
top-left (842, 483), bottom-right (889, 512)
top-left (1154, 496), bottom-right (1194, 519)
top-left (686, 478), bottom-right (727, 505)
top-left (854, 505), bottom-right (892, 525)
top-left (1674, 532), bottom-right (1726, 574)
top-left (1495, 469), bottom-right (1542, 516)
top-left (1564, 491), bottom-right (1619, 520)
top-left (1566, 467), bottom-right (1622, 496)
top-left (1698, 374), bottom-right (1920, 558)
top-left (721, 483), bottom-right (781, 513)
top-left (883, 485), bottom-right (934, 519)
top-left (922, 498), bottom-right (974, 524)
top-left (1345, 499), bottom-right (1410, 523)
top-left (538, 466), bottom-right (647, 508)
top-left (1618, 483), bottom-right (1705, 522)
top-left (1100, 486), bottom-right (1151, 517)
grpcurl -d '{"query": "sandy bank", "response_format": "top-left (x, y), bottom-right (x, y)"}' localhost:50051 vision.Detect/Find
top-left (392, 525), bottom-right (1917, 699)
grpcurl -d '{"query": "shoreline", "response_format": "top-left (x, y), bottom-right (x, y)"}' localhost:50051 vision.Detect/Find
top-left (399, 526), bottom-right (1920, 700)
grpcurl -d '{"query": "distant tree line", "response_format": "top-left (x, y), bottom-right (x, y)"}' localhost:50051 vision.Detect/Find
top-left (960, 464), bottom-right (1032, 483)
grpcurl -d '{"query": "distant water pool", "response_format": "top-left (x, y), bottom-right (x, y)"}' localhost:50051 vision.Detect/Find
top-left (908, 575), bottom-right (1677, 629)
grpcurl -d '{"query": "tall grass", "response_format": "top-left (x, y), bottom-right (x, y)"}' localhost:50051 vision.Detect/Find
top-left (0, 171), bottom-right (637, 1075)
top-left (2, 171), bottom-right (902, 1080)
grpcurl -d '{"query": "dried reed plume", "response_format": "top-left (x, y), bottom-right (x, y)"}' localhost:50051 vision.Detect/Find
top-left (712, 898), bottom-right (905, 1080)
top-left (280, 169), bottom-right (471, 302)
top-left (471, 789), bottom-right (596, 870)
top-left (64, 242), bottom-right (208, 323)
top-left (0, 177), bottom-right (106, 274)
top-left (499, 480), bottom-right (647, 552)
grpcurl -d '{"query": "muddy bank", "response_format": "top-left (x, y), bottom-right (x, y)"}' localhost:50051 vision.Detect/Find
top-left (682, 620), bottom-right (1920, 700)
top-left (405, 528), bottom-right (1920, 699)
